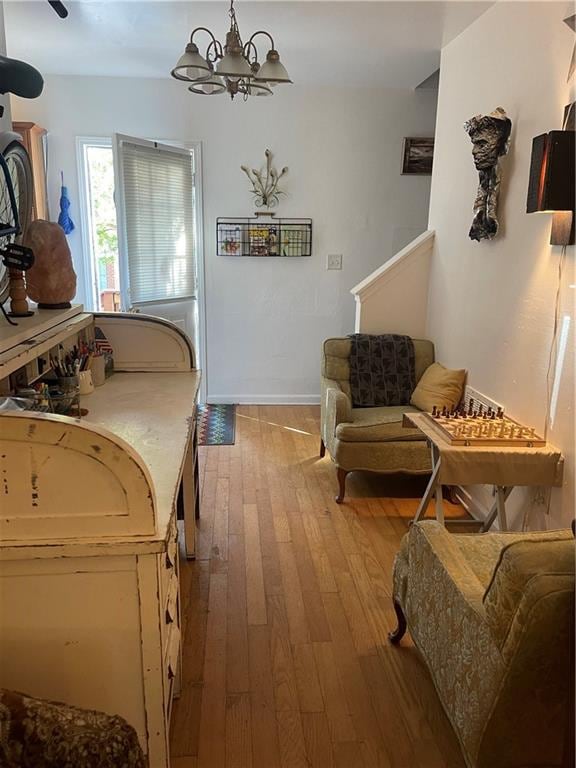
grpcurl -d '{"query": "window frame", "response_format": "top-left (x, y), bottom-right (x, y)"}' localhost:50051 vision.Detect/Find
top-left (76, 136), bottom-right (116, 311)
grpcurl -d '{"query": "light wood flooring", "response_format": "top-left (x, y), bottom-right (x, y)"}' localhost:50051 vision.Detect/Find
top-left (171, 405), bottom-right (468, 768)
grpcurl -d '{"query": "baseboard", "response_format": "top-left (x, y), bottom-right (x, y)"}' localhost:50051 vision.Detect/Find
top-left (206, 394), bottom-right (321, 405)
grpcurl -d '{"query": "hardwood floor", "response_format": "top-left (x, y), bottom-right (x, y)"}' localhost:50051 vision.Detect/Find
top-left (171, 405), bottom-right (467, 768)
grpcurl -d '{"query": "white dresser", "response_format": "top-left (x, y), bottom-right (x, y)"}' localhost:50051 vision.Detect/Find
top-left (0, 307), bottom-right (200, 767)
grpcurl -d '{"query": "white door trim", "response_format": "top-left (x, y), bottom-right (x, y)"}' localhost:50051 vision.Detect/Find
top-left (76, 136), bottom-right (113, 311)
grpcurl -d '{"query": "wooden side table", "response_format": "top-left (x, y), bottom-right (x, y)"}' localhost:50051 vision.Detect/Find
top-left (404, 412), bottom-right (564, 531)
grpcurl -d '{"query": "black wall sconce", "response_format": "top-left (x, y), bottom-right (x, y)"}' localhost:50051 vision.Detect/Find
top-left (526, 114), bottom-right (575, 245)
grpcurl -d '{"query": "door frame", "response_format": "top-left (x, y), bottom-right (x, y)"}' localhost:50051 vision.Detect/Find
top-left (76, 135), bottom-right (207, 402)
top-left (76, 135), bottom-right (114, 312)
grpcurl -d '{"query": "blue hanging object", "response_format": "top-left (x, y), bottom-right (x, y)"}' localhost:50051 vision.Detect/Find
top-left (58, 171), bottom-right (75, 234)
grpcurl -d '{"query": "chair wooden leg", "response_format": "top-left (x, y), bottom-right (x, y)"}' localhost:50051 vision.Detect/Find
top-left (388, 600), bottom-right (407, 645)
top-left (335, 467), bottom-right (348, 504)
top-left (319, 438), bottom-right (326, 458)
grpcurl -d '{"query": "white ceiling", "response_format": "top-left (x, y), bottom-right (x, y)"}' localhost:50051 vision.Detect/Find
top-left (4, 1), bottom-right (493, 88)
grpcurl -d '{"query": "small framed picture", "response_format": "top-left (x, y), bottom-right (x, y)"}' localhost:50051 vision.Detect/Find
top-left (402, 137), bottom-right (434, 175)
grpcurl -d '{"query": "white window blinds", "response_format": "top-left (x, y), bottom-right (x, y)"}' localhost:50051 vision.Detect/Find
top-left (118, 140), bottom-right (196, 304)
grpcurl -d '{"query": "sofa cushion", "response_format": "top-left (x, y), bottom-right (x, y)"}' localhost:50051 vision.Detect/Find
top-left (410, 362), bottom-right (466, 412)
top-left (453, 533), bottom-right (509, 588)
top-left (482, 534), bottom-right (574, 650)
top-left (335, 405), bottom-right (426, 443)
top-left (454, 528), bottom-right (574, 591)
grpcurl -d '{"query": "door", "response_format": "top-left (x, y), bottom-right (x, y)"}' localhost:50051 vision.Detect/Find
top-left (112, 133), bottom-right (203, 356)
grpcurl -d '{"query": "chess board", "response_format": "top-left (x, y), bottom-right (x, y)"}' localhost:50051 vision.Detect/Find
top-left (422, 412), bottom-right (545, 447)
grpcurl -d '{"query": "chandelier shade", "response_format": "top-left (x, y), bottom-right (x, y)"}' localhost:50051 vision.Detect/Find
top-left (170, 0), bottom-right (292, 100)
top-left (255, 50), bottom-right (292, 84)
top-left (188, 76), bottom-right (227, 95)
top-left (171, 42), bottom-right (211, 82)
top-left (216, 51), bottom-right (253, 81)
top-left (248, 81), bottom-right (273, 97)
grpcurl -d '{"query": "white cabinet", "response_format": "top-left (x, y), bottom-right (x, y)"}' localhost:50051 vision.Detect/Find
top-left (0, 307), bottom-right (200, 767)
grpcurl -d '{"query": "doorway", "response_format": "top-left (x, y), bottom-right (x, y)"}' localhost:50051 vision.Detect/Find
top-left (77, 135), bottom-right (206, 394)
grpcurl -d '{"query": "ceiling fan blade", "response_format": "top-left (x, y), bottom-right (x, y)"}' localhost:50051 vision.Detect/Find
top-left (47, 0), bottom-right (69, 18)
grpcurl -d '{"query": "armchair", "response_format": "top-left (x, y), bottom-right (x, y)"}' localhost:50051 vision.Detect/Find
top-left (320, 337), bottom-right (435, 501)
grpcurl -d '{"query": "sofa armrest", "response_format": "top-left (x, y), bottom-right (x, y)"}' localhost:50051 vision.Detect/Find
top-left (399, 523), bottom-right (504, 766)
top-left (403, 521), bottom-right (487, 614)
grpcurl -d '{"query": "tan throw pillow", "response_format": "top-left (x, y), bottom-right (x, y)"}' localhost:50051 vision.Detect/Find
top-left (410, 362), bottom-right (466, 412)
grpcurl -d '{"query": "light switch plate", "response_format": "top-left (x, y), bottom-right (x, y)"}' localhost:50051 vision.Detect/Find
top-left (327, 253), bottom-right (343, 270)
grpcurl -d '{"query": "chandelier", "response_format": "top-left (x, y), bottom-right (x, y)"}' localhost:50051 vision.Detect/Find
top-left (170, 0), bottom-right (292, 100)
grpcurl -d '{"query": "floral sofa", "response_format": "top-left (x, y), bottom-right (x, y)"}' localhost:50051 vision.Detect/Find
top-left (390, 521), bottom-right (575, 768)
top-left (0, 689), bottom-right (146, 768)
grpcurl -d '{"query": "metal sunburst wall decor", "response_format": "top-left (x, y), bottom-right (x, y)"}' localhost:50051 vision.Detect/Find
top-left (241, 149), bottom-right (288, 209)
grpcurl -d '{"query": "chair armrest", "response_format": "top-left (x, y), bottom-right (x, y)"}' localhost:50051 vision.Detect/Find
top-left (323, 382), bottom-right (352, 443)
top-left (320, 376), bottom-right (351, 451)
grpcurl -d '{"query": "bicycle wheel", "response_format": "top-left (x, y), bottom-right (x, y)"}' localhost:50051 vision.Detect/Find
top-left (0, 139), bottom-right (33, 305)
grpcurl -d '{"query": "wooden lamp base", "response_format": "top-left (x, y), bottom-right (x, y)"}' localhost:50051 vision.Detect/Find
top-left (8, 268), bottom-right (34, 317)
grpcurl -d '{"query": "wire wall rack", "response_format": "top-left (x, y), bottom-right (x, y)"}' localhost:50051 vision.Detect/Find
top-left (217, 217), bottom-right (312, 257)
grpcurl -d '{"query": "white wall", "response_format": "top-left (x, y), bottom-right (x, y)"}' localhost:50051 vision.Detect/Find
top-left (0, 3), bottom-right (11, 131)
top-left (12, 76), bottom-right (436, 402)
top-left (427, 1), bottom-right (575, 528)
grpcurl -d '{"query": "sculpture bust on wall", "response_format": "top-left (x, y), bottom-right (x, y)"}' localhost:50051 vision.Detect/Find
top-left (464, 107), bottom-right (512, 241)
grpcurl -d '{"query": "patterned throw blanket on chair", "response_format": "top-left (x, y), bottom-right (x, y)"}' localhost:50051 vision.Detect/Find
top-left (348, 333), bottom-right (416, 407)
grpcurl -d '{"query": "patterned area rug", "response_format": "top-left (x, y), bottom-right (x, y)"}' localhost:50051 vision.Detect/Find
top-left (197, 403), bottom-right (236, 446)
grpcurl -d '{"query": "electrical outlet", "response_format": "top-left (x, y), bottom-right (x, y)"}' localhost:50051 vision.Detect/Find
top-left (327, 253), bottom-right (343, 270)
